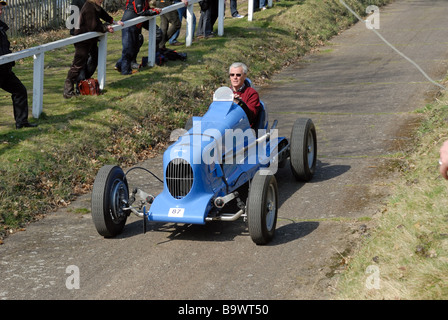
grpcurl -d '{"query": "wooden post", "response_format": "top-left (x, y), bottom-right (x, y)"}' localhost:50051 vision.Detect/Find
top-left (32, 53), bottom-right (45, 119)
top-left (148, 17), bottom-right (156, 67)
top-left (97, 34), bottom-right (108, 90)
top-left (248, 0), bottom-right (254, 22)
top-left (186, 3), bottom-right (194, 46)
top-left (218, 0), bottom-right (224, 36)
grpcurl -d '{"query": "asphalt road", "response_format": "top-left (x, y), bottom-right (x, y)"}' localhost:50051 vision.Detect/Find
top-left (2, 0), bottom-right (448, 301)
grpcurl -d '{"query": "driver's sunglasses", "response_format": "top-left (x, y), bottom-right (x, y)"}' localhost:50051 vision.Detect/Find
top-left (229, 73), bottom-right (242, 77)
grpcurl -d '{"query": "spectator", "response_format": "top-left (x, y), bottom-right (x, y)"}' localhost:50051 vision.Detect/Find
top-left (0, 1), bottom-right (37, 129)
top-left (64, 0), bottom-right (123, 98)
top-left (253, 0), bottom-right (259, 10)
top-left (156, 0), bottom-right (187, 49)
top-left (197, 0), bottom-right (218, 39)
top-left (259, 0), bottom-right (267, 11)
top-left (70, 0), bottom-right (115, 83)
top-left (230, 0), bottom-right (244, 19)
top-left (115, 0), bottom-right (161, 75)
top-left (229, 62), bottom-right (261, 127)
top-left (439, 140), bottom-right (448, 179)
top-left (169, 0), bottom-right (196, 46)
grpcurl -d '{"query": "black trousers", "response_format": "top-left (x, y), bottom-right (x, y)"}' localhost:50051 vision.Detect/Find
top-left (78, 44), bottom-right (98, 81)
top-left (0, 67), bottom-right (29, 126)
top-left (197, 0), bottom-right (218, 37)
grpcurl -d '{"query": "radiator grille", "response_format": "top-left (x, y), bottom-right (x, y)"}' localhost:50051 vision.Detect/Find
top-left (166, 158), bottom-right (194, 199)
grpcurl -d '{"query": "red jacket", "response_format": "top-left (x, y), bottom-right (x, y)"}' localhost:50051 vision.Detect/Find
top-left (233, 85), bottom-right (261, 127)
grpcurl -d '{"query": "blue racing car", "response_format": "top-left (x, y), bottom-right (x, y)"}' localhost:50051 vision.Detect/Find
top-left (91, 85), bottom-right (317, 245)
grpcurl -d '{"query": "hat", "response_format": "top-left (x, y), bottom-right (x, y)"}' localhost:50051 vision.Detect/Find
top-left (0, 1), bottom-right (7, 5)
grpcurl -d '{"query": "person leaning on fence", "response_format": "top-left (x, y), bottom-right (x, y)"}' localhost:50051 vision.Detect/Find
top-left (156, 0), bottom-right (187, 50)
top-left (70, 0), bottom-right (115, 82)
top-left (115, 0), bottom-right (161, 75)
top-left (64, 0), bottom-right (124, 99)
top-left (229, 62), bottom-right (261, 127)
top-left (0, 1), bottom-right (37, 129)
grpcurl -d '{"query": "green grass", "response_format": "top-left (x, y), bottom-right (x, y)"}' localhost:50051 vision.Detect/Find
top-left (335, 84), bottom-right (448, 300)
top-left (0, 0), bottom-right (392, 235)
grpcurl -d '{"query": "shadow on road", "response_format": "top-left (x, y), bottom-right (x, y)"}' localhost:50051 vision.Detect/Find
top-left (313, 161), bottom-right (351, 183)
top-left (276, 160), bottom-right (351, 205)
top-left (271, 221), bottom-right (320, 246)
top-left (113, 217), bottom-right (320, 246)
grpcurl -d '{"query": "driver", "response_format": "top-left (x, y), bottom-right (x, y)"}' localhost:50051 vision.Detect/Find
top-left (229, 62), bottom-right (261, 127)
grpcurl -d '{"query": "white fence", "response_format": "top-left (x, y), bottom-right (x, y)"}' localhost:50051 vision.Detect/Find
top-left (0, 0), bottom-right (272, 119)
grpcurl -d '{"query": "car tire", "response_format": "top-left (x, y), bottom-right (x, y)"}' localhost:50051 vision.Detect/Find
top-left (91, 165), bottom-right (129, 237)
top-left (290, 118), bottom-right (317, 182)
top-left (247, 171), bottom-right (278, 245)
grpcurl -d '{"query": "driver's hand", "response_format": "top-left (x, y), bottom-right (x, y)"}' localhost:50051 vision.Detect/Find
top-left (233, 98), bottom-right (246, 110)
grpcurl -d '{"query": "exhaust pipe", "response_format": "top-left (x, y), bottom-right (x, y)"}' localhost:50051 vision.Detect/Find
top-left (206, 209), bottom-right (244, 222)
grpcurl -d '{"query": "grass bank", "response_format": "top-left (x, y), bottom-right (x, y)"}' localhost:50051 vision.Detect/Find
top-left (0, 0), bottom-right (393, 238)
top-left (335, 82), bottom-right (448, 299)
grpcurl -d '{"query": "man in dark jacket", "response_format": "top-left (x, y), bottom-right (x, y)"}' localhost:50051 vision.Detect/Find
top-left (64, 0), bottom-right (122, 98)
top-left (69, 0), bottom-right (114, 82)
top-left (0, 1), bottom-right (37, 129)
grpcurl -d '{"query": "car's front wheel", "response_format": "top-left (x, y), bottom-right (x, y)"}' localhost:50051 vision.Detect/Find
top-left (91, 165), bottom-right (129, 237)
top-left (247, 171), bottom-right (278, 245)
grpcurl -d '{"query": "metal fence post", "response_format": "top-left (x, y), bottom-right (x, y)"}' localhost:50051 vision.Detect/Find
top-left (32, 53), bottom-right (44, 119)
top-left (97, 34), bottom-right (108, 90)
top-left (218, 0), bottom-right (224, 36)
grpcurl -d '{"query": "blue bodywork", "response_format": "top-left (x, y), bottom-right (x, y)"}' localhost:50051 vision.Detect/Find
top-left (147, 87), bottom-right (288, 225)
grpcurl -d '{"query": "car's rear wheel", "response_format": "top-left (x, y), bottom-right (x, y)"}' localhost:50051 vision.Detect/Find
top-left (247, 171), bottom-right (278, 245)
top-left (91, 165), bottom-right (129, 237)
top-left (290, 118), bottom-right (317, 182)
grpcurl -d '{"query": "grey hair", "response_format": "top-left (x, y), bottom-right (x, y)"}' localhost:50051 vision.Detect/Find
top-left (229, 62), bottom-right (248, 74)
